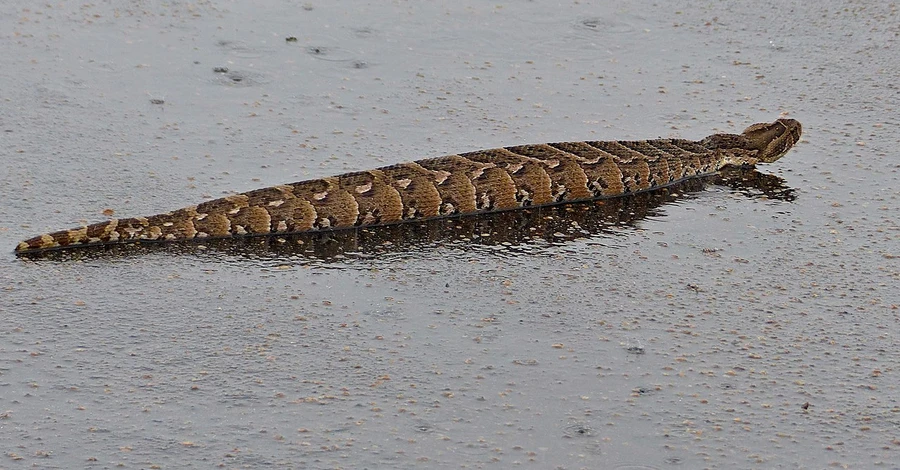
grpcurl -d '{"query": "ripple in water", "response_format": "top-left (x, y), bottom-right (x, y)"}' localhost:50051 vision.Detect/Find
top-left (210, 68), bottom-right (272, 87)
top-left (573, 15), bottom-right (638, 35)
top-left (562, 419), bottom-right (595, 438)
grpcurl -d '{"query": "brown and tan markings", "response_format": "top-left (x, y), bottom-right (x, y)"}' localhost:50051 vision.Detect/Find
top-left (15, 118), bottom-right (802, 254)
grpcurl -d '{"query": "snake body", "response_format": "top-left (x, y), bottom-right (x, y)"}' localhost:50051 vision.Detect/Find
top-left (15, 118), bottom-right (801, 254)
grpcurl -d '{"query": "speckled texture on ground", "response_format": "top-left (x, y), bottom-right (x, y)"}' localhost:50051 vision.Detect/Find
top-left (1, 1), bottom-right (898, 469)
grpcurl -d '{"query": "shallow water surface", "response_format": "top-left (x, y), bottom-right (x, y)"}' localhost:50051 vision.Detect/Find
top-left (1, 1), bottom-right (898, 469)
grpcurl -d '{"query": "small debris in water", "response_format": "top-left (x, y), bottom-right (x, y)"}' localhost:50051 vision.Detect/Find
top-left (625, 345), bottom-right (645, 354)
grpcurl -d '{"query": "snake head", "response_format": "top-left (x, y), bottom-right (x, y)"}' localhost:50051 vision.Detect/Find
top-left (742, 118), bottom-right (802, 163)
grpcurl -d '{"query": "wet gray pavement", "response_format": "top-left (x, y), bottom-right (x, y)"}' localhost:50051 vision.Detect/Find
top-left (1, 0), bottom-right (898, 468)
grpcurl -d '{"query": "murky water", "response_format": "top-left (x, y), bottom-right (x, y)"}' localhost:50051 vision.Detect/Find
top-left (1, 0), bottom-right (897, 468)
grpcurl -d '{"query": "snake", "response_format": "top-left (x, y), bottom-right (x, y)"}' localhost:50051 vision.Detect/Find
top-left (14, 118), bottom-right (801, 254)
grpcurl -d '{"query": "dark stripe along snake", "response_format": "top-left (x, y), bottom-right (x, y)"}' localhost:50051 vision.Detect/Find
top-left (15, 118), bottom-right (802, 255)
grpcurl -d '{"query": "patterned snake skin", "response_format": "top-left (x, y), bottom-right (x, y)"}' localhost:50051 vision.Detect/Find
top-left (15, 118), bottom-right (801, 254)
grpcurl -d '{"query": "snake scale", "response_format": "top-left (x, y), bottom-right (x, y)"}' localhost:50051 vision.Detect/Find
top-left (15, 118), bottom-right (801, 254)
